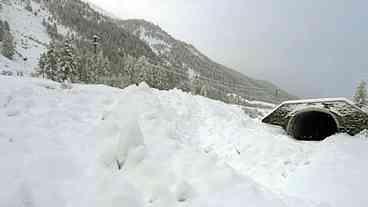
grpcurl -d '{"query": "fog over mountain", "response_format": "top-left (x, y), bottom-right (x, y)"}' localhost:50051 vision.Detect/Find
top-left (87, 0), bottom-right (368, 98)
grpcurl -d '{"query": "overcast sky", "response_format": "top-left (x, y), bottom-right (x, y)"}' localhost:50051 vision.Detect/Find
top-left (87, 0), bottom-right (368, 98)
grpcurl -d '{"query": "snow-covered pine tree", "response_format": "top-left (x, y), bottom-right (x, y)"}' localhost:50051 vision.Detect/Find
top-left (191, 75), bottom-right (203, 95)
top-left (25, 0), bottom-right (32, 12)
top-left (134, 56), bottom-right (151, 85)
top-left (200, 84), bottom-right (208, 97)
top-left (37, 41), bottom-right (59, 81)
top-left (155, 66), bottom-right (175, 90)
top-left (122, 54), bottom-right (138, 85)
top-left (3, 21), bottom-right (9, 32)
top-left (166, 68), bottom-right (177, 89)
top-left (38, 53), bottom-right (47, 78)
top-left (354, 80), bottom-right (367, 108)
top-left (46, 22), bottom-right (58, 39)
top-left (86, 53), bottom-right (98, 83)
top-left (0, 21), bottom-right (4, 41)
top-left (1, 31), bottom-right (16, 59)
top-left (76, 50), bottom-right (90, 83)
top-left (57, 39), bottom-right (78, 83)
top-left (79, 50), bottom-right (110, 84)
top-left (95, 51), bottom-right (110, 83)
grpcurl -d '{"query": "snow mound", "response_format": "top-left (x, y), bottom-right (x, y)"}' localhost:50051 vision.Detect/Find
top-left (95, 82), bottom-right (320, 207)
top-left (1, 76), bottom-right (367, 207)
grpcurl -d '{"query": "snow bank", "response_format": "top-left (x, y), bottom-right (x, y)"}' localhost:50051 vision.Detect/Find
top-left (94, 83), bottom-right (304, 207)
top-left (1, 76), bottom-right (367, 207)
top-left (283, 134), bottom-right (368, 207)
top-left (0, 76), bottom-right (121, 207)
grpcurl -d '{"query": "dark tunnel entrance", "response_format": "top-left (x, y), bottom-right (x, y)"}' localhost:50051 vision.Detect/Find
top-left (288, 111), bottom-right (338, 141)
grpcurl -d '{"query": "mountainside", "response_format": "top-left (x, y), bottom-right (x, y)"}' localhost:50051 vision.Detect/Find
top-left (0, 0), bottom-right (51, 75)
top-left (119, 19), bottom-right (297, 103)
top-left (44, 0), bottom-right (159, 62)
top-left (0, 0), bottom-right (296, 103)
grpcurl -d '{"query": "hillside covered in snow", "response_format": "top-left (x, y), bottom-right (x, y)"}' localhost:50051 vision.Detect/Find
top-left (1, 76), bottom-right (367, 207)
top-left (0, 0), bottom-right (50, 75)
top-left (0, 0), bottom-right (294, 104)
top-left (119, 19), bottom-right (295, 103)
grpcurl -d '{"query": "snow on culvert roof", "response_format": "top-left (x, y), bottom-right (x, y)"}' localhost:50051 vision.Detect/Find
top-left (281, 97), bottom-right (368, 115)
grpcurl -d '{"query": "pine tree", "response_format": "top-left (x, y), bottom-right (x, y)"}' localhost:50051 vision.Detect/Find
top-left (354, 80), bottom-right (367, 108)
top-left (37, 41), bottom-right (59, 81)
top-left (134, 56), bottom-right (151, 85)
top-left (4, 21), bottom-right (10, 32)
top-left (86, 53), bottom-right (98, 83)
top-left (191, 75), bottom-right (203, 95)
top-left (25, 0), bottom-right (32, 12)
top-left (122, 54), bottom-right (138, 85)
top-left (2, 31), bottom-right (16, 59)
top-left (82, 51), bottom-right (108, 84)
top-left (57, 39), bottom-right (77, 82)
top-left (38, 52), bottom-right (47, 78)
top-left (0, 21), bottom-right (4, 41)
top-left (76, 50), bottom-right (90, 83)
top-left (94, 51), bottom-right (110, 83)
top-left (46, 22), bottom-right (58, 39)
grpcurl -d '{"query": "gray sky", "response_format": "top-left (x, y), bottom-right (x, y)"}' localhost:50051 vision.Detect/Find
top-left (88, 0), bottom-right (368, 98)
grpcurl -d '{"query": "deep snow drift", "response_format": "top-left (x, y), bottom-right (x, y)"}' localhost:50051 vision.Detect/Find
top-left (1, 76), bottom-right (367, 207)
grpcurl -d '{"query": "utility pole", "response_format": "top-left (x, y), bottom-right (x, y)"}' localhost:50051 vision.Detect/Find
top-left (22, 57), bottom-right (27, 77)
top-left (93, 34), bottom-right (100, 55)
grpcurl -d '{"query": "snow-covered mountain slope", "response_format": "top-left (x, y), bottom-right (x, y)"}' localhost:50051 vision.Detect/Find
top-left (0, 0), bottom-right (50, 75)
top-left (81, 0), bottom-right (119, 19)
top-left (120, 19), bottom-right (296, 103)
top-left (1, 75), bottom-right (367, 207)
top-left (1, 0), bottom-right (294, 103)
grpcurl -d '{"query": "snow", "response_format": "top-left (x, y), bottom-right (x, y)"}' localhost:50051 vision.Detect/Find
top-left (0, 0), bottom-right (76, 75)
top-left (282, 97), bottom-right (351, 104)
top-left (0, 0), bottom-right (51, 75)
top-left (136, 26), bottom-right (172, 55)
top-left (227, 93), bottom-right (276, 109)
top-left (283, 135), bottom-right (368, 207)
top-left (187, 67), bottom-right (198, 81)
top-left (82, 0), bottom-right (120, 20)
top-left (1, 75), bottom-right (368, 207)
top-left (281, 97), bottom-right (366, 113)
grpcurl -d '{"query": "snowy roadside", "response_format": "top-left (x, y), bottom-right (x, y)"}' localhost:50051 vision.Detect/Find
top-left (1, 76), bottom-right (367, 207)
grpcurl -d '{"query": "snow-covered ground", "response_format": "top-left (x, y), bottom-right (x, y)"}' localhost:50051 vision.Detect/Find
top-left (1, 76), bottom-right (368, 207)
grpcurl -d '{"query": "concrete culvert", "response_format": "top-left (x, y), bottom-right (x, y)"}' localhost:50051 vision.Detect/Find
top-left (262, 98), bottom-right (368, 138)
top-left (287, 110), bottom-right (338, 141)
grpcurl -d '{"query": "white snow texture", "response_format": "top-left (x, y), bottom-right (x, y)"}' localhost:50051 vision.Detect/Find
top-left (1, 76), bottom-right (368, 207)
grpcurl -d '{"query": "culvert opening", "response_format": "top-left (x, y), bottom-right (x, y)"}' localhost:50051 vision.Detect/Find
top-left (288, 111), bottom-right (338, 141)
